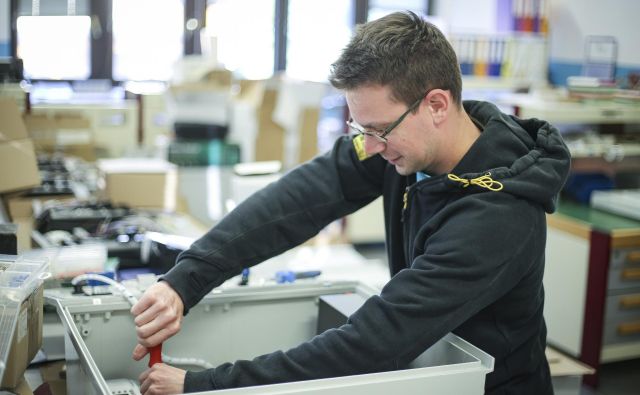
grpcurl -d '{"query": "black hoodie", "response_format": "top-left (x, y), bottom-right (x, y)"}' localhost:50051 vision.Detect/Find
top-left (163, 100), bottom-right (571, 394)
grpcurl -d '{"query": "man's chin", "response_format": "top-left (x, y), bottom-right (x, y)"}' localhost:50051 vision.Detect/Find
top-left (394, 164), bottom-right (411, 176)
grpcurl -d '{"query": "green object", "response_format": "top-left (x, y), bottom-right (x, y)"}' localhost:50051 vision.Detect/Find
top-left (557, 199), bottom-right (640, 232)
top-left (168, 140), bottom-right (241, 166)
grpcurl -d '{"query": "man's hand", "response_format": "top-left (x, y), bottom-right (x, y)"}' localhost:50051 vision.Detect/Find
top-left (131, 281), bottom-right (184, 361)
top-left (139, 363), bottom-right (185, 395)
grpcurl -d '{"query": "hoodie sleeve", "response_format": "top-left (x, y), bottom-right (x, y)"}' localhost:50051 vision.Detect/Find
top-left (162, 135), bottom-right (386, 313)
top-left (182, 191), bottom-right (546, 392)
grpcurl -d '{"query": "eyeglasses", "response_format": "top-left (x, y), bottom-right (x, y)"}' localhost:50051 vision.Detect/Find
top-left (347, 92), bottom-right (426, 143)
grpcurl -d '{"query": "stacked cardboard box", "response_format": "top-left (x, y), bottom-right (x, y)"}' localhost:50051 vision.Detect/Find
top-left (0, 98), bottom-right (41, 195)
top-left (255, 87), bottom-right (286, 162)
top-left (251, 78), bottom-right (320, 166)
top-left (0, 100), bottom-right (45, 391)
top-left (23, 112), bottom-right (95, 161)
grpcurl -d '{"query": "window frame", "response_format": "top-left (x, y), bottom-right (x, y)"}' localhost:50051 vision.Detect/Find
top-left (9, 0), bottom-right (430, 83)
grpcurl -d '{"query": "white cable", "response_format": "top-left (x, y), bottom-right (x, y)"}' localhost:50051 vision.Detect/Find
top-left (72, 273), bottom-right (138, 306)
top-left (71, 273), bottom-right (214, 370)
top-left (161, 354), bottom-right (214, 369)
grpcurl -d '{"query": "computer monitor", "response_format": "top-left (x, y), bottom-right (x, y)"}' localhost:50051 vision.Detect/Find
top-left (582, 35), bottom-right (617, 82)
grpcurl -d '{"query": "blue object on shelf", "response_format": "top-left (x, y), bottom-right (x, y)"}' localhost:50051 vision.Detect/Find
top-left (563, 173), bottom-right (615, 204)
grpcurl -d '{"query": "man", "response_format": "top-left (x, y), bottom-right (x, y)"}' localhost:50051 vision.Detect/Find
top-left (132, 11), bottom-right (570, 395)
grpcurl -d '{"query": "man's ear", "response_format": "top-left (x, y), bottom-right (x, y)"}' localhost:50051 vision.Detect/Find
top-left (426, 89), bottom-right (450, 125)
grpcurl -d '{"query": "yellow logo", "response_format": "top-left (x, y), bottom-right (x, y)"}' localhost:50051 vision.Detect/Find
top-left (352, 135), bottom-right (371, 161)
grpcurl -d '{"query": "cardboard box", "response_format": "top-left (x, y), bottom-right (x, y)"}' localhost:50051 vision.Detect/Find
top-left (202, 68), bottom-right (233, 88)
top-left (0, 139), bottom-right (41, 194)
top-left (0, 284), bottom-right (44, 389)
top-left (237, 79), bottom-right (266, 107)
top-left (105, 173), bottom-right (176, 210)
top-left (255, 88), bottom-right (286, 162)
top-left (21, 114), bottom-right (57, 148)
top-left (98, 159), bottom-right (177, 211)
top-left (4, 193), bottom-right (36, 219)
top-left (23, 113), bottom-right (95, 161)
top-left (4, 192), bottom-right (75, 221)
top-left (12, 218), bottom-right (33, 253)
top-left (0, 297), bottom-right (28, 389)
top-left (27, 285), bottom-right (43, 361)
top-left (0, 99), bottom-right (41, 194)
top-left (39, 360), bottom-right (66, 395)
top-left (298, 107), bottom-right (319, 163)
top-left (0, 98), bottom-right (29, 142)
top-left (3, 192), bottom-right (75, 252)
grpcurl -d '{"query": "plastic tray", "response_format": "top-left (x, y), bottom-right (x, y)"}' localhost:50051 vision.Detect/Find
top-left (48, 281), bottom-right (494, 395)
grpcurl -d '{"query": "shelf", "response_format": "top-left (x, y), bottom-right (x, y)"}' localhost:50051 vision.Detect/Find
top-left (502, 93), bottom-right (640, 124)
top-left (570, 155), bottom-right (640, 177)
top-left (462, 76), bottom-right (533, 91)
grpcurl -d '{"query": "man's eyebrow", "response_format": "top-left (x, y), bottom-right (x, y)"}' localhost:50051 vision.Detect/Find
top-left (359, 121), bottom-right (389, 129)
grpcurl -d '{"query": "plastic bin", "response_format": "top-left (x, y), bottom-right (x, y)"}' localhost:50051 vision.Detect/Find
top-left (0, 254), bottom-right (49, 383)
top-left (47, 281), bottom-right (494, 395)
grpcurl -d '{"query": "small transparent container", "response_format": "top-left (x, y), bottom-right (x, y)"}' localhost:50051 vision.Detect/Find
top-left (0, 254), bottom-right (49, 381)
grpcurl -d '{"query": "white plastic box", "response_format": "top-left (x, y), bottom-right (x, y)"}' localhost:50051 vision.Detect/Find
top-left (47, 281), bottom-right (494, 395)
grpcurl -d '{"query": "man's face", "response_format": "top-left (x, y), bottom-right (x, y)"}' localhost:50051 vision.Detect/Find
top-left (346, 85), bottom-right (439, 176)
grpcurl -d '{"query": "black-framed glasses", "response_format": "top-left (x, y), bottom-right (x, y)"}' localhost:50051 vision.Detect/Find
top-left (347, 92), bottom-right (427, 143)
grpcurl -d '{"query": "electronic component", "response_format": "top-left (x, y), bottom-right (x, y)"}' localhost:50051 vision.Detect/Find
top-left (0, 57), bottom-right (24, 82)
top-left (36, 201), bottom-right (132, 234)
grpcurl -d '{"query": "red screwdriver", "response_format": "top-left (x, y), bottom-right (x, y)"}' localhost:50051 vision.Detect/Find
top-left (148, 344), bottom-right (163, 367)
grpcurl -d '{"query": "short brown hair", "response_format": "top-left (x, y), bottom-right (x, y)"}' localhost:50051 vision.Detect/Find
top-left (329, 11), bottom-right (462, 107)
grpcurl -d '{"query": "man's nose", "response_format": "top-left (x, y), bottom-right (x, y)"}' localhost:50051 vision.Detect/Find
top-left (363, 134), bottom-right (386, 156)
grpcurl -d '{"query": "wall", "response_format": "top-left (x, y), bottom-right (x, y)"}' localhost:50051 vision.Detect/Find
top-left (432, 0), bottom-right (506, 35)
top-left (548, 0), bottom-right (640, 85)
top-left (0, 0), bottom-right (9, 56)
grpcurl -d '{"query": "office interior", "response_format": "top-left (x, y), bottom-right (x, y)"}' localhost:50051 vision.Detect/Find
top-left (0, 0), bottom-right (639, 394)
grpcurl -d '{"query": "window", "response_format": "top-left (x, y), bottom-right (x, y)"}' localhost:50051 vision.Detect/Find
top-left (112, 0), bottom-right (184, 81)
top-left (17, 16), bottom-right (91, 80)
top-left (205, 0), bottom-right (275, 80)
top-left (10, 1), bottom-right (433, 82)
top-left (286, 0), bottom-right (353, 82)
top-left (368, 0), bottom-right (429, 21)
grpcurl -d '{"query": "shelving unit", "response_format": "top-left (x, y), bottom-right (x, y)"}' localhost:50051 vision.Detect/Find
top-left (446, 0), bottom-right (549, 87)
top-left (506, 93), bottom-right (640, 124)
top-left (501, 91), bottom-right (640, 179)
top-left (462, 76), bottom-right (534, 91)
top-left (545, 201), bottom-right (640, 386)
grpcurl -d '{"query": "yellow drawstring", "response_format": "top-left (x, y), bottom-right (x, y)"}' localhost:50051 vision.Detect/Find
top-left (447, 173), bottom-right (504, 191)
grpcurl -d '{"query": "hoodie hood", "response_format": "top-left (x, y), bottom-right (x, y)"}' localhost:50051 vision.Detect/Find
top-left (448, 101), bottom-right (571, 213)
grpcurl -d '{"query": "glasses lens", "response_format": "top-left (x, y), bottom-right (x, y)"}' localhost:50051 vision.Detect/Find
top-left (347, 120), bottom-right (363, 135)
top-left (347, 119), bottom-right (387, 141)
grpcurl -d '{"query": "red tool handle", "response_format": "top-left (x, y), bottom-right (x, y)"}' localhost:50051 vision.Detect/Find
top-left (148, 343), bottom-right (163, 367)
